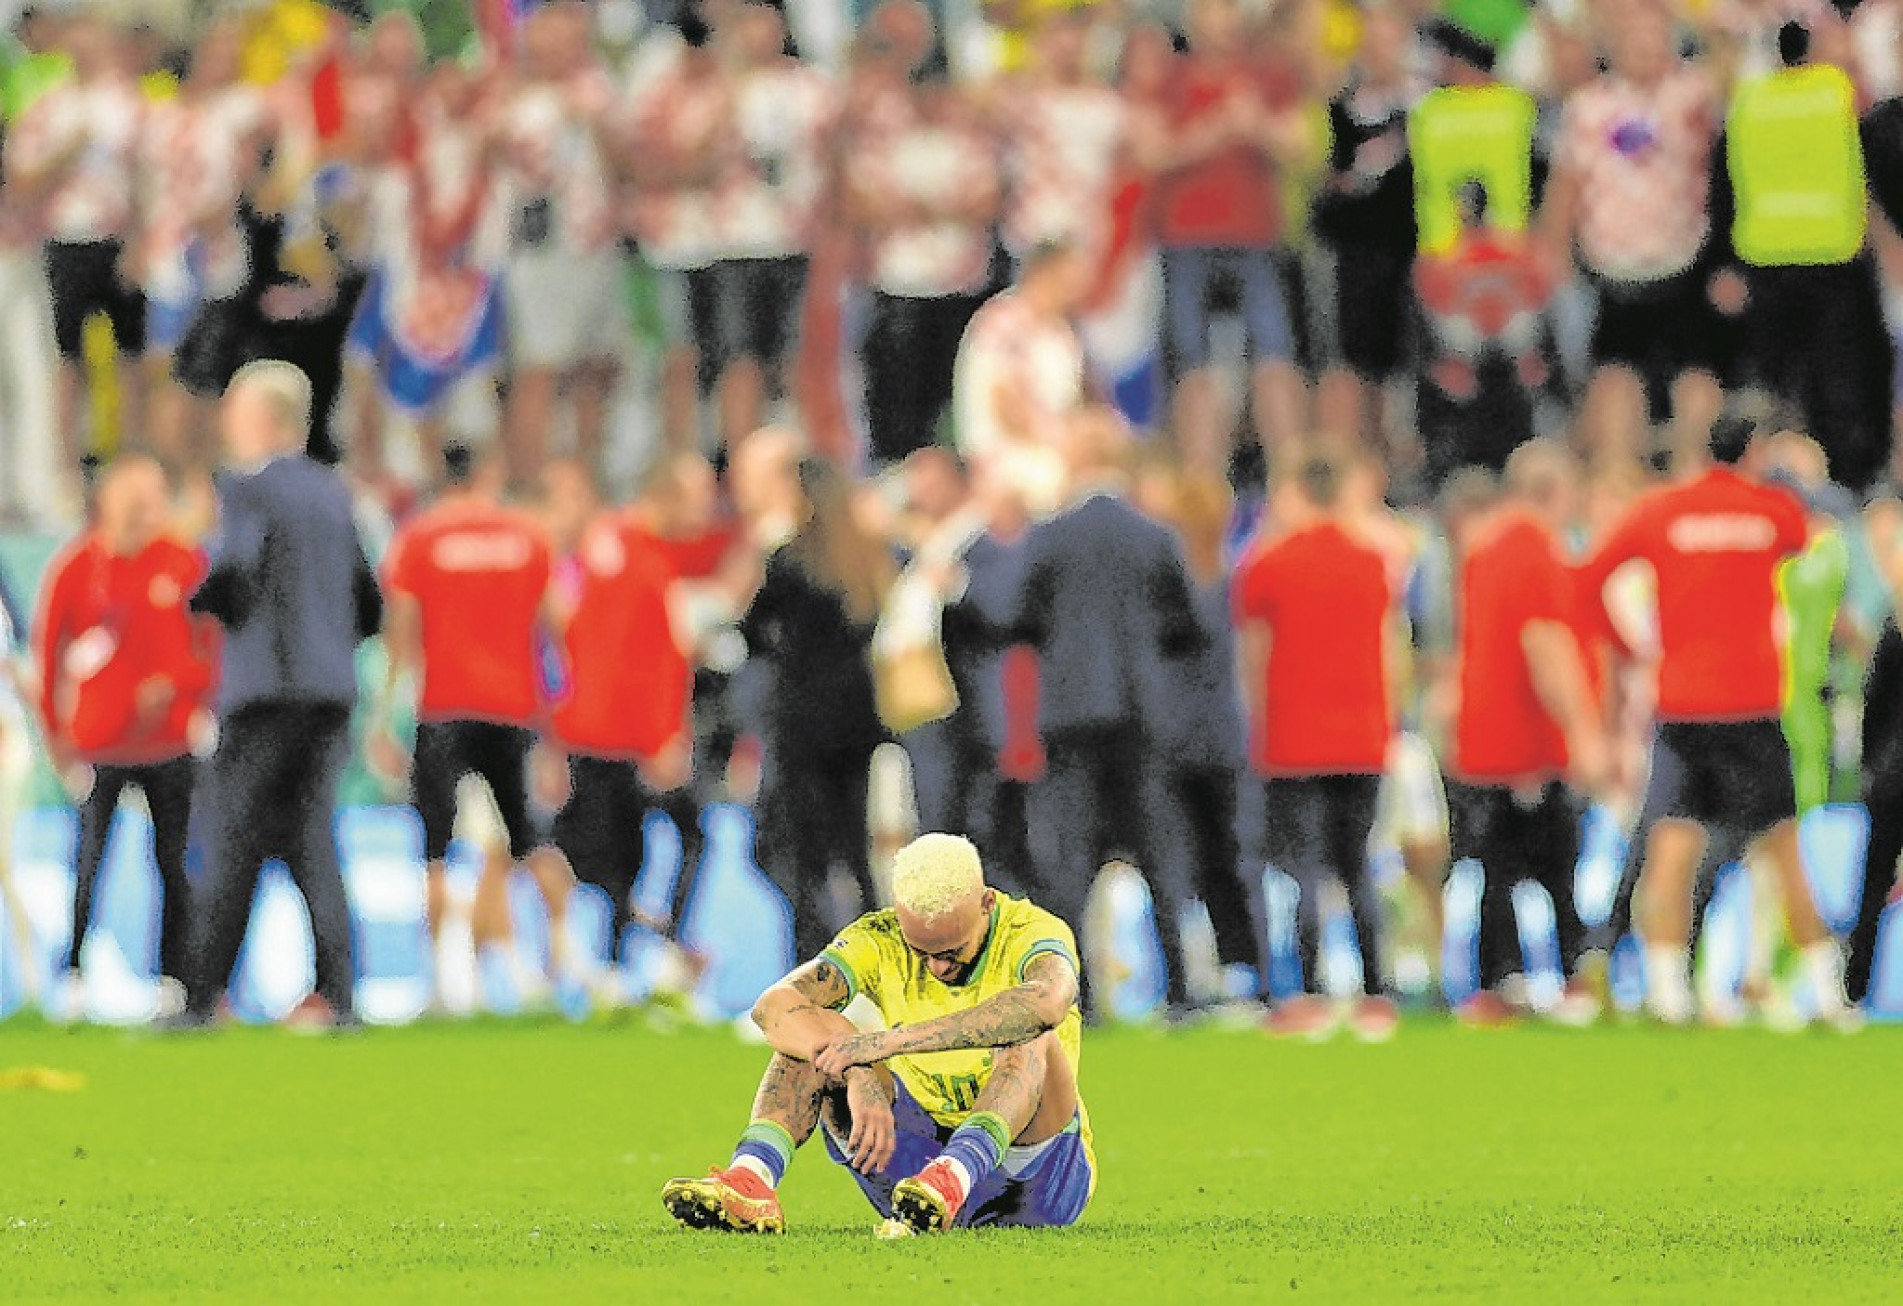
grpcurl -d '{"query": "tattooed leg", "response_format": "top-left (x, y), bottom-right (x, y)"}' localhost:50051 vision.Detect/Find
top-left (748, 1053), bottom-right (834, 1146)
top-left (972, 1029), bottom-right (1077, 1147)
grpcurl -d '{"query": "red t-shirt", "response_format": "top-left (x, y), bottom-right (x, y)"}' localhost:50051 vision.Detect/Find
top-left (383, 500), bottom-right (552, 727)
top-left (553, 517), bottom-right (689, 761)
top-left (1154, 55), bottom-right (1293, 249)
top-left (1452, 512), bottom-right (1576, 784)
top-left (649, 523), bottom-right (737, 582)
top-left (1233, 521), bottom-right (1393, 775)
top-left (35, 535), bottom-right (215, 763)
top-left (1580, 467), bottom-right (1807, 722)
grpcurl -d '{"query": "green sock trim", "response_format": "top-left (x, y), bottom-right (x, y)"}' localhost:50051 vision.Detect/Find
top-left (741, 1120), bottom-right (797, 1166)
top-left (961, 1111), bottom-right (1012, 1164)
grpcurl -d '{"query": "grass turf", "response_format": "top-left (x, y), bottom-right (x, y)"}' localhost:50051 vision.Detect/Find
top-left (0, 1017), bottom-right (1898, 1304)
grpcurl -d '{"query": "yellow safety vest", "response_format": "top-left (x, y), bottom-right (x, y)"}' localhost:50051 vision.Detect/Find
top-left (1407, 83), bottom-right (1536, 254)
top-left (1727, 63), bottom-right (1866, 267)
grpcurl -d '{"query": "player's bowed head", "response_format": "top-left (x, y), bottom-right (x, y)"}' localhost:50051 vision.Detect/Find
top-left (890, 833), bottom-right (996, 985)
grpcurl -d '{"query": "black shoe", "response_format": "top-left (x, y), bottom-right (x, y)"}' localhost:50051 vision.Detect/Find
top-left (154, 1007), bottom-right (215, 1032)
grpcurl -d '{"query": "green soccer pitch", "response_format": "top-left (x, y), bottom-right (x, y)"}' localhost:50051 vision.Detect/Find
top-left (1, 1018), bottom-right (1899, 1305)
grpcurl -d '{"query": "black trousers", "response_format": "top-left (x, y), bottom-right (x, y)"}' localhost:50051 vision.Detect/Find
top-left (188, 703), bottom-right (356, 1016)
top-left (1262, 774), bottom-right (1385, 997)
top-left (754, 740), bottom-right (877, 966)
top-left (862, 290), bottom-right (987, 465)
top-left (551, 754), bottom-right (707, 955)
top-left (1157, 762), bottom-right (1260, 975)
top-left (1449, 781), bottom-right (1586, 991)
top-left (1028, 725), bottom-right (1192, 1009)
top-left (69, 756), bottom-right (196, 978)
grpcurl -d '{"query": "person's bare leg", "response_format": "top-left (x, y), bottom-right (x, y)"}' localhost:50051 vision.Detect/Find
top-left (345, 360), bottom-right (387, 485)
top-left (1666, 369), bottom-right (1723, 472)
top-left (1401, 834), bottom-right (1449, 984)
top-left (717, 357), bottom-right (766, 458)
top-left (56, 359), bottom-right (85, 487)
top-left (526, 845), bottom-right (579, 978)
top-left (1250, 358), bottom-right (1308, 462)
top-left (113, 354), bottom-right (144, 453)
top-left (1639, 818), bottom-right (1707, 1022)
top-left (1172, 368), bottom-right (1227, 475)
top-left (1583, 366), bottom-right (1646, 468)
top-left (1751, 817), bottom-right (1852, 1020)
top-left (570, 359), bottom-right (619, 476)
top-left (504, 365), bottom-right (557, 486)
top-left (1315, 367), bottom-right (1362, 445)
top-left (143, 357), bottom-right (189, 465)
top-left (468, 841), bottom-right (515, 955)
top-left (661, 345), bottom-right (701, 454)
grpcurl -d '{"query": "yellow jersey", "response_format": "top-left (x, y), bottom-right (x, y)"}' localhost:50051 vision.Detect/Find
top-left (821, 895), bottom-right (1091, 1145)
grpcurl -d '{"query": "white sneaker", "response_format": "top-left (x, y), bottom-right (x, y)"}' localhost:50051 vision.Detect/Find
top-left (154, 977), bottom-right (187, 1020)
top-left (48, 969), bottom-right (85, 1024)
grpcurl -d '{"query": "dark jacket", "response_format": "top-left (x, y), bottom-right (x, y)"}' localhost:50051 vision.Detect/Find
top-left (939, 530), bottom-right (1026, 755)
top-left (740, 547), bottom-right (883, 757)
top-left (1000, 490), bottom-right (1204, 740)
top-left (190, 455), bottom-right (381, 713)
top-left (1146, 572), bottom-right (1246, 771)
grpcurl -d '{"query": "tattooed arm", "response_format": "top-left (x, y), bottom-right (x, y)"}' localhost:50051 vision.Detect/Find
top-left (812, 954), bottom-right (1077, 1077)
top-left (751, 959), bottom-right (859, 1062)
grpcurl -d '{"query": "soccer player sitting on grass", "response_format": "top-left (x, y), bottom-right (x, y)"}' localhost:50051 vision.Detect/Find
top-left (662, 833), bottom-right (1095, 1236)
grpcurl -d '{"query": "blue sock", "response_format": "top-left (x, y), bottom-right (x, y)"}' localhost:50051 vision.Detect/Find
top-left (731, 1121), bottom-right (794, 1188)
top-left (940, 1111), bottom-right (1011, 1191)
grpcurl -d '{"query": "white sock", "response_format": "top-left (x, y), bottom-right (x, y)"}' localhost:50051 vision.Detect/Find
top-left (1644, 945), bottom-right (1693, 1022)
top-left (1803, 942), bottom-right (1847, 1011)
top-left (731, 1155), bottom-right (776, 1190)
top-left (939, 1156), bottom-right (974, 1200)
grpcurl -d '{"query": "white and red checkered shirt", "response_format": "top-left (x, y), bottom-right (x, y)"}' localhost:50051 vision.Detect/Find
top-left (717, 60), bottom-right (836, 261)
top-left (9, 76), bottom-right (144, 243)
top-left (495, 70), bottom-right (617, 257)
top-left (620, 59), bottom-right (726, 271)
top-left (137, 85), bottom-right (268, 298)
top-left (997, 80), bottom-right (1126, 260)
top-left (1556, 67), bottom-right (1719, 282)
top-left (850, 100), bottom-right (1000, 298)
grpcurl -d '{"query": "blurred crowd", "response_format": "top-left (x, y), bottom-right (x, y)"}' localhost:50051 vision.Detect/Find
top-left (2, 0), bottom-right (1903, 1033)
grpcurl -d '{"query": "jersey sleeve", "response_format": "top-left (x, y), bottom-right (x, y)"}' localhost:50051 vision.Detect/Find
top-left (1004, 907), bottom-right (1081, 984)
top-left (818, 919), bottom-right (888, 1008)
top-left (1767, 484), bottom-right (1810, 558)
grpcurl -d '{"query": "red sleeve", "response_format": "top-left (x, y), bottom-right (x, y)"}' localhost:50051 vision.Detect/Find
top-left (382, 524), bottom-right (420, 598)
top-left (168, 547), bottom-right (217, 700)
top-left (1579, 496), bottom-right (1654, 635)
top-left (1518, 528), bottom-right (1572, 626)
top-left (32, 551), bottom-right (76, 739)
top-left (1767, 484), bottom-right (1810, 557)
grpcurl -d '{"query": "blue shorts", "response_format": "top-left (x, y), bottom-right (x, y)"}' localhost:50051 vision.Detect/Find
top-left (822, 1079), bottom-right (1094, 1229)
top-left (1162, 245), bottom-right (1294, 373)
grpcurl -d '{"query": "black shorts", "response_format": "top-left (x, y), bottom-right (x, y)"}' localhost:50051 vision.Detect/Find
top-left (1332, 241), bottom-right (1414, 382)
top-left (1588, 268), bottom-right (1732, 391)
top-left (44, 239), bottom-right (146, 360)
top-left (550, 754), bottom-right (650, 898)
top-left (1645, 719), bottom-right (1797, 835)
top-left (687, 256), bottom-right (807, 388)
top-left (1261, 773), bottom-right (1382, 882)
top-left (1447, 780), bottom-right (1581, 882)
top-left (412, 719), bottom-right (543, 862)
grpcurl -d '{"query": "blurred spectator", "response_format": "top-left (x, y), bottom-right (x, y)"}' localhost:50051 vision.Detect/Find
top-left (846, 50), bottom-right (1000, 465)
top-left (1314, 1), bottom-right (1421, 453)
top-left (951, 237), bottom-right (1088, 516)
top-left (1716, 22), bottom-right (1892, 492)
top-left (0, 564), bottom-right (34, 1005)
top-left (1579, 414), bottom-right (1851, 1027)
top-left (1413, 180), bottom-right (1556, 489)
top-left (894, 447), bottom-right (1027, 884)
top-left (32, 454), bottom-right (214, 1020)
top-left (615, 11), bottom-right (731, 455)
top-left (493, 2), bottom-right (624, 481)
top-left (1442, 441), bottom-right (1605, 1025)
top-left (1134, 456), bottom-right (1262, 1005)
top-left (1546, 0), bottom-right (1723, 468)
top-left (136, 19), bottom-right (265, 476)
top-left (1234, 444), bottom-right (1398, 1040)
top-left (545, 456), bottom-right (699, 965)
top-left (0, 50), bottom-right (61, 527)
top-left (378, 443), bottom-right (583, 1008)
top-left (5, 16), bottom-right (145, 488)
top-left (343, 57), bottom-right (507, 490)
top-left (742, 454), bottom-right (892, 962)
top-left (700, 3), bottom-right (832, 456)
top-left (1156, 0), bottom-right (1310, 472)
top-left (1003, 407), bottom-right (1205, 1015)
top-left (182, 360), bottom-right (381, 1029)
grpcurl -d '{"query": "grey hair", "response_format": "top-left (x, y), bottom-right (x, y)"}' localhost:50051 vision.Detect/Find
top-left (227, 359), bottom-right (313, 446)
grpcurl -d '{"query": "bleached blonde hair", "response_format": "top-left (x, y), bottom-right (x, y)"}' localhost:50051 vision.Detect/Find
top-left (890, 834), bottom-right (985, 921)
